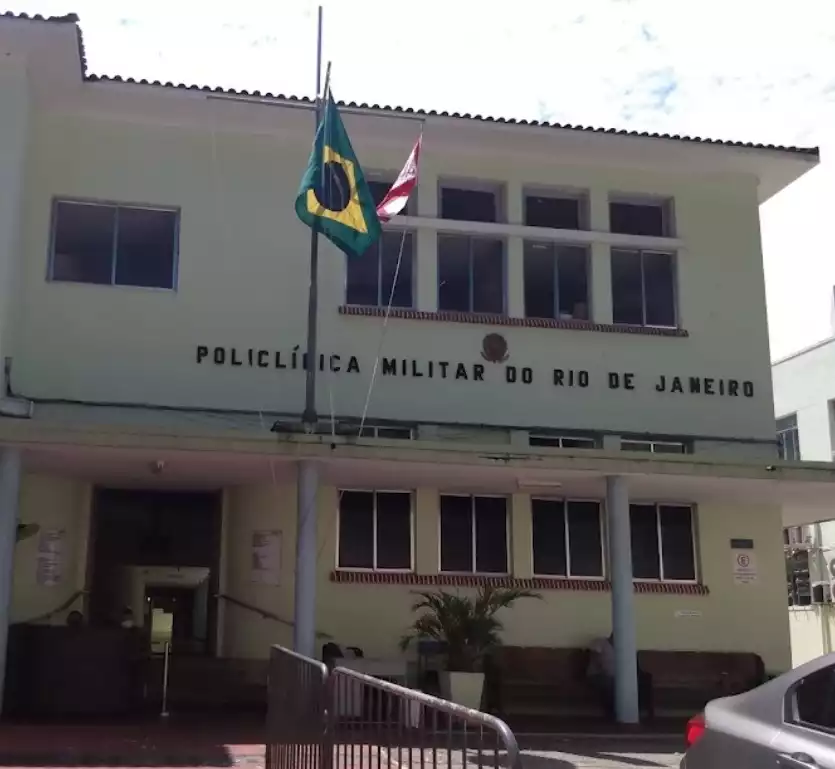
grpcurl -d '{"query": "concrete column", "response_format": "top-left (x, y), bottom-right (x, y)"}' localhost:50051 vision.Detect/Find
top-left (589, 188), bottom-right (612, 324)
top-left (0, 447), bottom-right (22, 713)
top-left (293, 460), bottom-right (319, 657)
top-left (506, 236), bottom-right (525, 318)
top-left (511, 493), bottom-right (533, 578)
top-left (606, 475), bottom-right (639, 724)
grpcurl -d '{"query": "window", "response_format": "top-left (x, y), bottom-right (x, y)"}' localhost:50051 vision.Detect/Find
top-left (611, 249), bottom-right (676, 327)
top-left (440, 186), bottom-right (500, 223)
top-left (531, 499), bottom-right (603, 577)
top-left (346, 231), bottom-right (414, 308)
top-left (777, 414), bottom-right (801, 461)
top-left (530, 435), bottom-right (597, 449)
top-left (629, 503), bottom-right (696, 581)
top-left (787, 547), bottom-right (812, 606)
top-left (440, 495), bottom-right (508, 574)
top-left (790, 665), bottom-right (835, 729)
top-left (343, 425), bottom-right (414, 440)
top-left (337, 490), bottom-right (412, 570)
top-left (609, 199), bottom-right (672, 237)
top-left (523, 242), bottom-right (590, 320)
top-left (621, 440), bottom-right (687, 454)
top-left (50, 200), bottom-right (178, 289)
top-left (438, 235), bottom-right (504, 314)
top-left (524, 193), bottom-right (586, 230)
top-left (366, 179), bottom-right (416, 215)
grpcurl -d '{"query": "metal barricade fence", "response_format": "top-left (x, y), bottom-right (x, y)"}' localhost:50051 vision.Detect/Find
top-left (328, 667), bottom-right (522, 769)
top-left (266, 645), bottom-right (330, 769)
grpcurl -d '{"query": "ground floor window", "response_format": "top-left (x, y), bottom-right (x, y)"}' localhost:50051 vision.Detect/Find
top-left (337, 490), bottom-right (413, 570)
top-left (439, 494), bottom-right (508, 574)
top-left (630, 503), bottom-right (696, 581)
top-left (531, 499), bottom-right (603, 577)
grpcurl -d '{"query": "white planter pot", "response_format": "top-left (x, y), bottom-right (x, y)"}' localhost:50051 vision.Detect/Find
top-left (440, 671), bottom-right (485, 710)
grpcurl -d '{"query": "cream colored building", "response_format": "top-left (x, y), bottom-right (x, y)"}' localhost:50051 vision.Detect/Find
top-left (2, 12), bottom-right (835, 722)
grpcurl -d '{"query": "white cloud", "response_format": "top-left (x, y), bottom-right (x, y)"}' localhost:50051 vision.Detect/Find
top-left (5, 0), bottom-right (835, 357)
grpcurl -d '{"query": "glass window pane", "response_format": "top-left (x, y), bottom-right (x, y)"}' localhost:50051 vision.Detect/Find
top-left (346, 243), bottom-right (380, 306)
top-left (474, 496), bottom-right (508, 573)
top-left (438, 235), bottom-right (471, 311)
top-left (643, 251), bottom-right (676, 327)
top-left (557, 246), bottom-right (589, 320)
top-left (115, 207), bottom-right (177, 289)
top-left (380, 231), bottom-right (413, 308)
top-left (375, 492), bottom-right (412, 569)
top-left (630, 504), bottom-right (661, 579)
top-left (659, 505), bottom-right (695, 580)
top-left (440, 495), bottom-right (473, 572)
top-left (611, 249), bottom-right (644, 325)
top-left (441, 188), bottom-right (496, 223)
top-left (472, 238), bottom-right (504, 314)
top-left (525, 196), bottom-right (582, 229)
top-left (524, 242), bottom-right (555, 319)
top-left (338, 491), bottom-right (374, 569)
top-left (367, 180), bottom-right (391, 207)
top-left (51, 202), bottom-right (116, 284)
top-left (567, 501), bottom-right (603, 577)
top-left (609, 201), bottom-right (666, 237)
top-left (531, 498), bottom-right (566, 576)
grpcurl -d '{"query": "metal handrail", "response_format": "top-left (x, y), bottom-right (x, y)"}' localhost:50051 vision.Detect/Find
top-left (216, 593), bottom-right (333, 639)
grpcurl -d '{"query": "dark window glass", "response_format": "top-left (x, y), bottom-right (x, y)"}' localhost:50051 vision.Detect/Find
top-left (524, 243), bottom-right (556, 319)
top-left (531, 498), bottom-right (567, 576)
top-left (653, 442), bottom-right (686, 454)
top-left (777, 414), bottom-right (801, 461)
top-left (525, 195), bottom-right (582, 229)
top-left (795, 667), bottom-right (835, 728)
top-left (609, 201), bottom-right (668, 237)
top-left (558, 246), bottom-right (589, 320)
top-left (611, 249), bottom-right (644, 325)
top-left (345, 247), bottom-right (380, 306)
top-left (347, 231), bottom-right (413, 308)
top-left (659, 505), bottom-right (695, 580)
top-left (643, 251), bottom-right (675, 326)
top-left (376, 492), bottom-right (412, 570)
top-left (560, 437), bottom-right (596, 449)
top-left (367, 180), bottom-right (391, 207)
top-left (441, 188), bottom-right (497, 223)
top-left (374, 427), bottom-right (413, 440)
top-left (114, 207), bottom-right (177, 288)
top-left (475, 496), bottom-right (508, 573)
top-left (438, 235), bottom-right (471, 311)
top-left (338, 491), bottom-right (374, 569)
top-left (524, 243), bottom-right (589, 321)
top-left (630, 504), bottom-right (661, 579)
top-left (440, 495), bottom-right (473, 572)
top-left (472, 238), bottom-right (504, 314)
top-left (51, 202), bottom-right (116, 284)
top-left (567, 501), bottom-right (603, 577)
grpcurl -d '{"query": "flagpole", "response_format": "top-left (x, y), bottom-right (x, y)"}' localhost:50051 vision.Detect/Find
top-left (294, 4), bottom-right (326, 657)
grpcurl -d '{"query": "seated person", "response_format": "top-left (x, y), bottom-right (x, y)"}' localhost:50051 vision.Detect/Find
top-left (587, 633), bottom-right (654, 721)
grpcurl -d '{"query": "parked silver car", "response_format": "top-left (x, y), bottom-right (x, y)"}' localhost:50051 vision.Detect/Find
top-left (682, 651), bottom-right (835, 767)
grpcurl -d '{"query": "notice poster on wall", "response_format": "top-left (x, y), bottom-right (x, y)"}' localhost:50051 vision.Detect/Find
top-left (36, 528), bottom-right (66, 587)
top-left (251, 530), bottom-right (282, 586)
top-left (732, 548), bottom-right (758, 585)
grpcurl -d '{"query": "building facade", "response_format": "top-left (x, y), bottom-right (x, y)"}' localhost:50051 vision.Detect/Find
top-left (2, 12), bottom-right (835, 722)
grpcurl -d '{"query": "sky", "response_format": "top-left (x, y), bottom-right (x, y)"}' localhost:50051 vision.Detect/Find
top-left (6, 0), bottom-right (835, 360)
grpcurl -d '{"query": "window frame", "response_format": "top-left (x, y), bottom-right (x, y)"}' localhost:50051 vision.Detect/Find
top-left (608, 194), bottom-right (675, 238)
top-left (777, 413), bottom-right (801, 461)
top-left (621, 439), bottom-right (688, 454)
top-left (530, 496), bottom-right (606, 580)
top-left (344, 228), bottom-right (417, 309)
top-left (438, 493), bottom-right (511, 576)
top-left (610, 248), bottom-right (678, 329)
top-left (522, 186), bottom-right (590, 231)
top-left (437, 179), bottom-right (506, 224)
top-left (784, 665), bottom-right (835, 734)
top-left (47, 197), bottom-right (181, 291)
top-left (335, 488), bottom-right (415, 573)
top-left (343, 425), bottom-right (415, 440)
top-left (529, 435), bottom-right (598, 449)
top-left (436, 233), bottom-right (507, 315)
top-left (628, 500), bottom-right (698, 584)
top-left (522, 240), bottom-right (591, 320)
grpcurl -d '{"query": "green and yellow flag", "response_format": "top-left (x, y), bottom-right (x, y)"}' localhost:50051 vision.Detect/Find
top-left (295, 91), bottom-right (382, 257)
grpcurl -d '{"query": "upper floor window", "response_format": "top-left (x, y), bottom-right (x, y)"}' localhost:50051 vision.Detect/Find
top-left (530, 435), bottom-right (597, 449)
top-left (622, 439), bottom-right (688, 454)
top-left (343, 424), bottom-right (414, 440)
top-left (438, 235), bottom-right (504, 314)
top-left (346, 231), bottom-right (414, 308)
top-left (523, 242), bottom-right (589, 320)
top-left (630, 503), bottom-right (696, 581)
top-left (49, 200), bottom-right (178, 289)
top-left (440, 183), bottom-right (503, 223)
top-left (531, 498), bottom-right (603, 577)
top-left (366, 179), bottom-right (416, 216)
top-left (524, 192), bottom-right (587, 230)
top-left (777, 414), bottom-right (800, 461)
top-left (440, 494), bottom-right (508, 574)
top-left (609, 198), bottom-right (673, 237)
top-left (337, 490), bottom-right (413, 571)
top-left (611, 249), bottom-right (676, 327)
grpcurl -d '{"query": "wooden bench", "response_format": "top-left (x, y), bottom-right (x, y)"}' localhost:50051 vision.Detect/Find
top-left (487, 646), bottom-right (765, 720)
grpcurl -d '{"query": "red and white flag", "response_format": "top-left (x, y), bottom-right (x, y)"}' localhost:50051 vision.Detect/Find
top-left (376, 134), bottom-right (422, 222)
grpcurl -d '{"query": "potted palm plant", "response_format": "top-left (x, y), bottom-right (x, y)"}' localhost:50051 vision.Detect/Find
top-left (400, 585), bottom-right (539, 709)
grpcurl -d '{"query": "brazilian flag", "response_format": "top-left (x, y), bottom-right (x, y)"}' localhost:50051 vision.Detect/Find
top-left (295, 91), bottom-right (382, 257)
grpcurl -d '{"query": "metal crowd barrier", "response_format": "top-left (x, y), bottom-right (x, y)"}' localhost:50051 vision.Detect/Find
top-left (266, 645), bottom-right (522, 769)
